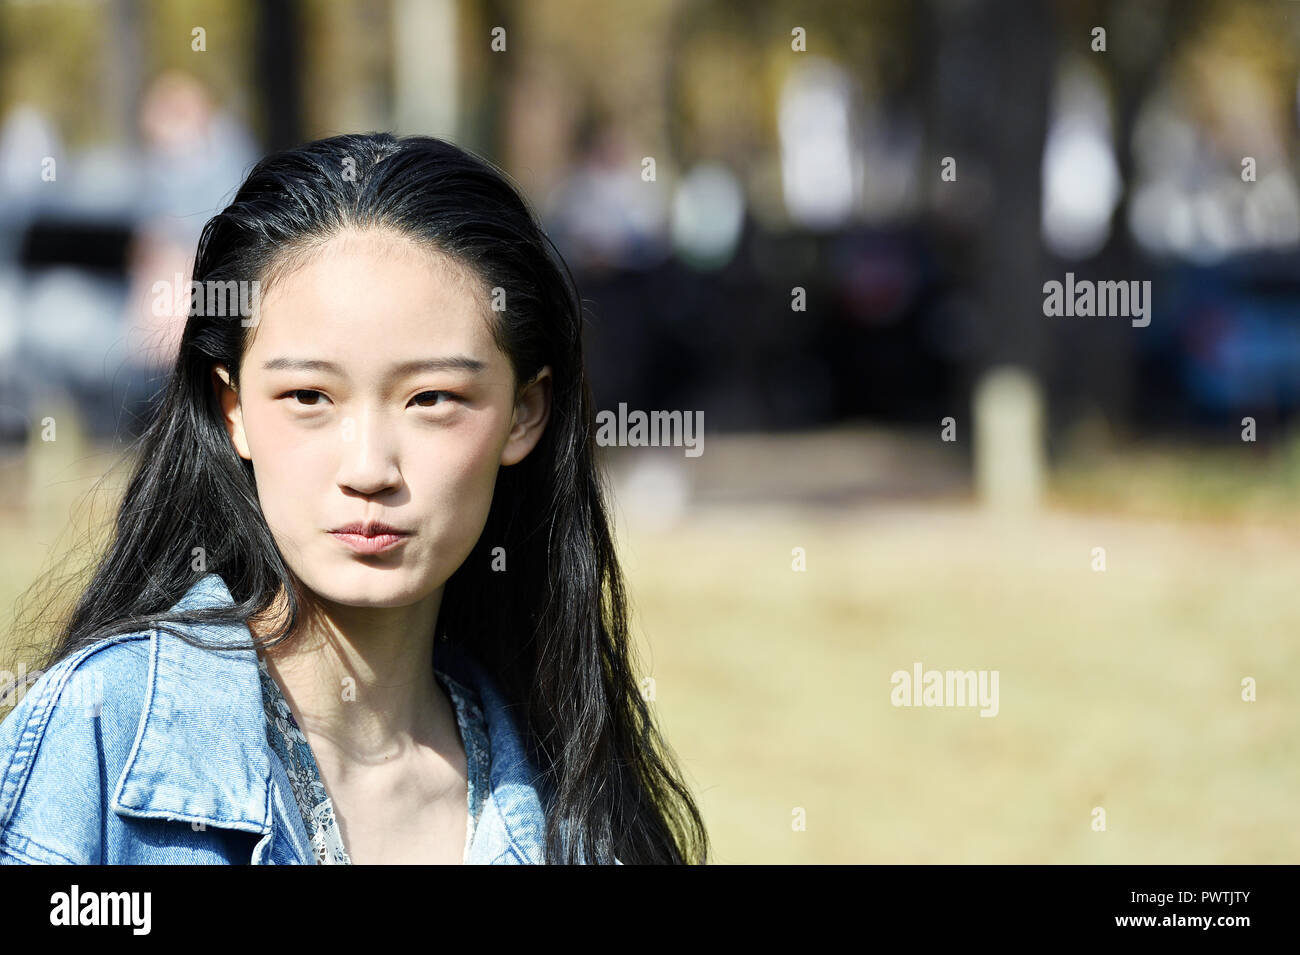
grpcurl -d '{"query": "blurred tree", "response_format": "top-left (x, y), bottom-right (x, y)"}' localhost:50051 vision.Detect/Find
top-left (921, 0), bottom-right (1054, 384)
top-left (256, 0), bottom-right (304, 150)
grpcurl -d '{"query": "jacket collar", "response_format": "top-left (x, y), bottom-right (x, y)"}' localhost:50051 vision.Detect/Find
top-left (111, 573), bottom-right (276, 838)
top-left (111, 572), bottom-right (548, 864)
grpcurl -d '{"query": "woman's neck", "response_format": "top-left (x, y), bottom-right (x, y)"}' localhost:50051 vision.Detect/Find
top-left (252, 582), bottom-right (455, 785)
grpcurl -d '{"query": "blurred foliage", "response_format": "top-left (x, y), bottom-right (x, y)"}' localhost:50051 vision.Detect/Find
top-left (1051, 438), bottom-right (1300, 527)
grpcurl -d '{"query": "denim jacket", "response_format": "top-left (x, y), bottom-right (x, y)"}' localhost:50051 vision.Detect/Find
top-left (0, 572), bottom-right (605, 864)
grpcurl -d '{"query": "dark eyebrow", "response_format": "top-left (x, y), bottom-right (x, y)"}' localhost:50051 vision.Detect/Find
top-left (261, 356), bottom-right (487, 376)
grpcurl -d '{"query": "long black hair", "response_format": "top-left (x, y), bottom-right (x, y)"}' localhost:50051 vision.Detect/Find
top-left (2, 133), bottom-right (708, 865)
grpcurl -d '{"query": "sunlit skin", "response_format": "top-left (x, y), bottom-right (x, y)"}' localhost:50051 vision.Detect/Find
top-left (211, 228), bottom-right (551, 863)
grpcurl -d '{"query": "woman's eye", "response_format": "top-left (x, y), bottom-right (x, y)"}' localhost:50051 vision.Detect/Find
top-left (286, 389), bottom-right (327, 406)
top-left (411, 390), bottom-right (457, 408)
top-left (278, 390), bottom-right (456, 410)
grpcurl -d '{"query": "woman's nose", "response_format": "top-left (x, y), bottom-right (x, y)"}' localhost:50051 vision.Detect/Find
top-left (334, 410), bottom-right (402, 495)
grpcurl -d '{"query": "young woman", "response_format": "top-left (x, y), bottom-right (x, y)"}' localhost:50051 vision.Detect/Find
top-left (0, 133), bottom-right (708, 865)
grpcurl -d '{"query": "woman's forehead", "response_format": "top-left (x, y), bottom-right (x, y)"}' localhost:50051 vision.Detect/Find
top-left (245, 230), bottom-right (500, 367)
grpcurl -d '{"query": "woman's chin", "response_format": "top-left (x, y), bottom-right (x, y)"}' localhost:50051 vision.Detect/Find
top-left (302, 563), bottom-right (435, 609)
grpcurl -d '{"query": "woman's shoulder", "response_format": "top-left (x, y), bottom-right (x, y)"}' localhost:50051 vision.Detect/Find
top-left (0, 571), bottom-right (248, 753)
top-left (0, 574), bottom-right (261, 864)
top-left (1, 629), bottom-right (156, 740)
top-left (0, 630), bottom-right (156, 863)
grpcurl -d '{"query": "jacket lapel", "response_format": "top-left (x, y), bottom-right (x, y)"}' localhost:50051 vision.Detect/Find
top-left (436, 641), bottom-right (549, 864)
top-left (109, 573), bottom-right (312, 863)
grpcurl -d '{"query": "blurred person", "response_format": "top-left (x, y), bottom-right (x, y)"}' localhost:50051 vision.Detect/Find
top-left (545, 121), bottom-right (671, 272)
top-left (135, 69), bottom-right (258, 246)
top-left (0, 133), bottom-right (707, 865)
top-left (0, 104), bottom-right (62, 256)
top-left (0, 104), bottom-right (63, 442)
top-left (119, 71), bottom-right (257, 438)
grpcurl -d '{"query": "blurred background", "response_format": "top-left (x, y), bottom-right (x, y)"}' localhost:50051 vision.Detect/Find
top-left (0, 0), bottom-right (1298, 863)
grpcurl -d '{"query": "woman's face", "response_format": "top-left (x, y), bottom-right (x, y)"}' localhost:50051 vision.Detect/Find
top-left (212, 228), bottom-right (551, 608)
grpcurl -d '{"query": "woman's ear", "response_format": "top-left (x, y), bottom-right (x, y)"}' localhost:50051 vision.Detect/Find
top-left (501, 366), bottom-right (552, 466)
top-left (212, 364), bottom-right (252, 461)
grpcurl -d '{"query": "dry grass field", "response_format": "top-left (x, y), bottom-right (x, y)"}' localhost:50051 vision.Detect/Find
top-left (2, 424), bottom-right (1297, 863)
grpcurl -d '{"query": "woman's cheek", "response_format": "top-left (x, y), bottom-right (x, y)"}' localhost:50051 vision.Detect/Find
top-left (419, 429), bottom-right (503, 539)
top-left (245, 412), bottom-right (330, 539)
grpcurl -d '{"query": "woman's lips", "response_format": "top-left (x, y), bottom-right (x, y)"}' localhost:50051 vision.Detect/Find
top-left (329, 531), bottom-right (410, 554)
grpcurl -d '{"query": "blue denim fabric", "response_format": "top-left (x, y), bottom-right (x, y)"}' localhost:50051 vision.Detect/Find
top-left (0, 572), bottom-right (618, 864)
